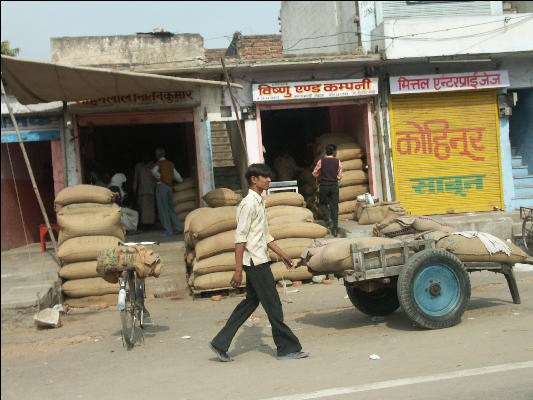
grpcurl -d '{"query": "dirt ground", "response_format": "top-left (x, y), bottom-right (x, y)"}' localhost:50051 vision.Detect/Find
top-left (2, 268), bottom-right (533, 400)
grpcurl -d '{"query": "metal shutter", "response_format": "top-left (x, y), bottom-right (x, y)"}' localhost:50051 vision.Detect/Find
top-left (389, 89), bottom-right (504, 215)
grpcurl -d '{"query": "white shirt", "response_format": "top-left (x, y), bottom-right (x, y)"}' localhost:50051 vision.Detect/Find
top-left (235, 189), bottom-right (275, 266)
top-left (151, 157), bottom-right (183, 184)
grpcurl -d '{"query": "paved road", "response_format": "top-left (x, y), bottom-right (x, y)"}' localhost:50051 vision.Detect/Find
top-left (2, 267), bottom-right (532, 400)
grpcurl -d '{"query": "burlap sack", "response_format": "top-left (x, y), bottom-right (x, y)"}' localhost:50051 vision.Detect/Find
top-left (307, 237), bottom-right (405, 273)
top-left (340, 170), bottom-right (368, 186)
top-left (195, 230), bottom-right (236, 260)
top-left (59, 261), bottom-right (99, 280)
top-left (193, 271), bottom-right (246, 290)
top-left (268, 214), bottom-right (313, 225)
top-left (436, 234), bottom-right (527, 263)
top-left (377, 216), bottom-right (455, 238)
top-left (300, 238), bottom-right (347, 262)
top-left (266, 206), bottom-right (313, 220)
top-left (269, 222), bottom-right (328, 240)
top-left (62, 278), bottom-right (119, 298)
top-left (184, 207), bottom-right (206, 233)
top-left (271, 260), bottom-right (312, 281)
top-left (193, 252), bottom-right (235, 275)
top-left (339, 185), bottom-right (368, 202)
top-left (268, 238), bottom-right (314, 261)
top-left (96, 245), bottom-right (163, 282)
top-left (265, 192), bottom-right (305, 208)
top-left (173, 177), bottom-right (195, 192)
top-left (354, 199), bottom-right (366, 220)
top-left (203, 188), bottom-right (241, 207)
top-left (315, 144), bottom-right (363, 162)
top-left (55, 185), bottom-right (116, 206)
top-left (189, 206), bottom-right (237, 240)
top-left (59, 202), bottom-right (118, 214)
top-left (58, 236), bottom-right (121, 263)
top-left (342, 158), bottom-right (364, 171)
top-left (339, 200), bottom-right (356, 214)
top-left (57, 206), bottom-right (124, 244)
top-left (174, 200), bottom-right (197, 215)
top-left (173, 189), bottom-right (196, 204)
top-left (315, 133), bottom-right (356, 148)
top-left (339, 212), bottom-right (355, 221)
top-left (358, 204), bottom-right (388, 225)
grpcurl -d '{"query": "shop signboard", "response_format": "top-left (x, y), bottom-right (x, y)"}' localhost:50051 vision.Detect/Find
top-left (1, 116), bottom-right (61, 143)
top-left (252, 78), bottom-right (378, 102)
top-left (68, 89), bottom-right (200, 113)
top-left (390, 70), bottom-right (509, 94)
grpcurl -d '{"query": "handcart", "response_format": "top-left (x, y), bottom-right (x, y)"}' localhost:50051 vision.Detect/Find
top-left (343, 236), bottom-right (521, 329)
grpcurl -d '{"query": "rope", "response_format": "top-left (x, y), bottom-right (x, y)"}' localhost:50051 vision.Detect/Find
top-left (5, 142), bottom-right (32, 259)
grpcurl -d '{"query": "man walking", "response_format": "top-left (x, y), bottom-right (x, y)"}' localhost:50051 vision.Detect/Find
top-left (151, 147), bottom-right (184, 237)
top-left (312, 144), bottom-right (343, 237)
top-left (208, 163), bottom-right (309, 362)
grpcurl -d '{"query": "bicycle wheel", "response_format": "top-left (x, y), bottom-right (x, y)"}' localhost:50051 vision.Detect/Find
top-left (522, 215), bottom-right (533, 255)
top-left (120, 272), bottom-right (137, 347)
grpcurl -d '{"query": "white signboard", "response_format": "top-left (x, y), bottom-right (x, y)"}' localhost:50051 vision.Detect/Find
top-left (390, 71), bottom-right (509, 94)
top-left (252, 78), bottom-right (378, 102)
top-left (68, 89), bottom-right (200, 112)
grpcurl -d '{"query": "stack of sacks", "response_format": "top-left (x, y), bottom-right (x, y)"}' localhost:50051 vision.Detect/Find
top-left (375, 215), bottom-right (529, 265)
top-left (265, 192), bottom-right (328, 282)
top-left (173, 177), bottom-right (198, 223)
top-left (55, 185), bottom-right (125, 303)
top-left (186, 206), bottom-right (239, 291)
top-left (356, 199), bottom-right (407, 225)
top-left (313, 133), bottom-right (369, 221)
top-left (203, 188), bottom-right (242, 208)
top-left (302, 237), bottom-right (411, 275)
top-left (186, 192), bottom-right (328, 291)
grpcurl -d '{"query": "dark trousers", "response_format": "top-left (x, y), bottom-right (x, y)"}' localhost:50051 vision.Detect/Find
top-left (211, 261), bottom-right (302, 357)
top-left (319, 184), bottom-right (339, 229)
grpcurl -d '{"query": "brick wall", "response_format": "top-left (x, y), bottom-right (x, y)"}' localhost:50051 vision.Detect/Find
top-left (238, 34), bottom-right (283, 61)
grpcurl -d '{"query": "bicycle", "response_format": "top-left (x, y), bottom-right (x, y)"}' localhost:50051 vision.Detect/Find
top-left (116, 241), bottom-right (159, 348)
top-left (520, 207), bottom-right (533, 255)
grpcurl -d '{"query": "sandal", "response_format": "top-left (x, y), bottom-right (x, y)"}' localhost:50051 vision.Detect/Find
top-left (277, 351), bottom-right (309, 360)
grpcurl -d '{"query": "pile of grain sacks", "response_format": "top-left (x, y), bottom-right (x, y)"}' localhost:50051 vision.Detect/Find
top-left (185, 191), bottom-right (328, 292)
top-left (55, 185), bottom-right (125, 305)
top-left (302, 133), bottom-right (369, 222)
top-left (173, 177), bottom-right (198, 223)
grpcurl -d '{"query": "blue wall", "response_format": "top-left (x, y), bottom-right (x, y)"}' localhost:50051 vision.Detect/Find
top-left (500, 117), bottom-right (514, 210)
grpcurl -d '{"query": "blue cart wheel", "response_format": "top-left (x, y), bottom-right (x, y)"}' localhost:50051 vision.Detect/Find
top-left (398, 249), bottom-right (470, 329)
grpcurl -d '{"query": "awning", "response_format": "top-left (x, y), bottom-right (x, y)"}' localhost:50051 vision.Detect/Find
top-left (1, 55), bottom-right (241, 105)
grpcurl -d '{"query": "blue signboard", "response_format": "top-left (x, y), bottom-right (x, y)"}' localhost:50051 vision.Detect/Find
top-left (1, 116), bottom-right (61, 143)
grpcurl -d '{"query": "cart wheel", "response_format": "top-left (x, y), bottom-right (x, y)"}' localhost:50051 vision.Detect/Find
top-left (397, 248), bottom-right (470, 329)
top-left (346, 286), bottom-right (400, 316)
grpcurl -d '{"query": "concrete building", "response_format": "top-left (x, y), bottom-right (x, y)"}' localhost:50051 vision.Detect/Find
top-left (280, 1), bottom-right (533, 212)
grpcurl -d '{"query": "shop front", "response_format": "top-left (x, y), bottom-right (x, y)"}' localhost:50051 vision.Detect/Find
top-left (388, 70), bottom-right (509, 214)
top-left (251, 78), bottom-right (379, 197)
top-left (68, 89), bottom-right (202, 205)
top-left (1, 114), bottom-right (63, 249)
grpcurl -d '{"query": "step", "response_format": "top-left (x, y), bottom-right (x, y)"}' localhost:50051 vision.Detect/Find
top-left (512, 156), bottom-right (523, 167)
top-left (511, 147), bottom-right (519, 156)
top-left (211, 144), bottom-right (232, 153)
top-left (512, 165), bottom-right (530, 177)
top-left (211, 137), bottom-right (231, 145)
top-left (514, 175), bottom-right (533, 186)
top-left (514, 185), bottom-right (533, 197)
top-left (511, 196), bottom-right (533, 210)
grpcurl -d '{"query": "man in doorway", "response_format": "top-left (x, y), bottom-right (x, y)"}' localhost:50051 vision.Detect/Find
top-left (312, 144), bottom-right (343, 237)
top-left (133, 153), bottom-right (156, 229)
top-left (151, 147), bottom-right (184, 237)
top-left (273, 147), bottom-right (303, 181)
top-left (208, 163), bottom-right (309, 362)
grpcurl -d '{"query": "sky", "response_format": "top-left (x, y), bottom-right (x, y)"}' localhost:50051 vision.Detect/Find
top-left (1, 1), bottom-right (281, 61)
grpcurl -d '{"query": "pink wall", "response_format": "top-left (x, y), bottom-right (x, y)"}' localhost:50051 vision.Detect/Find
top-left (1, 142), bottom-right (56, 249)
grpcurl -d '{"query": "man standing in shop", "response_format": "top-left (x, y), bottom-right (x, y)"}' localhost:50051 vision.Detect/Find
top-left (151, 147), bottom-right (184, 237)
top-left (208, 163), bottom-right (309, 362)
top-left (312, 144), bottom-right (343, 237)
